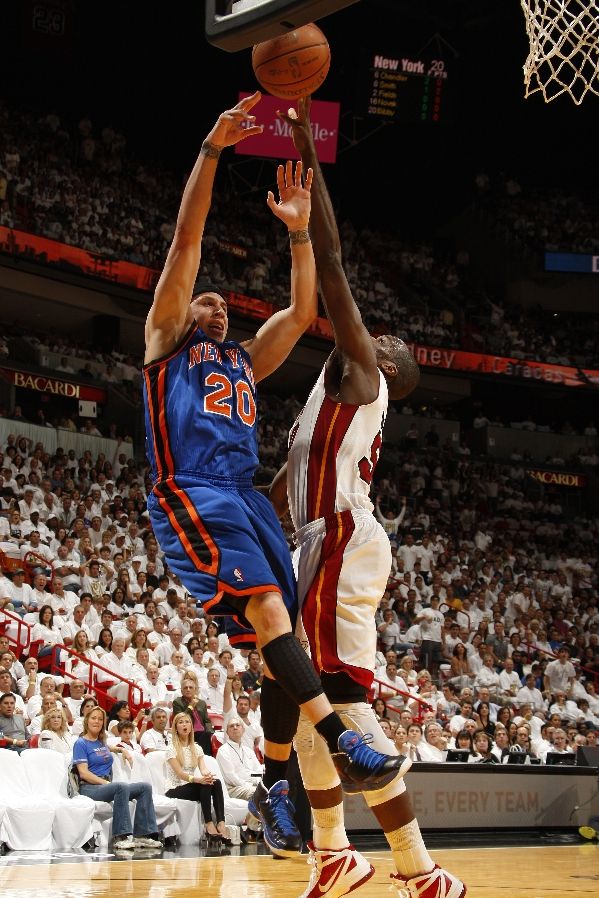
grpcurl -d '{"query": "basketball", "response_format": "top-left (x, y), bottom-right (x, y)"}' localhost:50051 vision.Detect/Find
top-left (252, 23), bottom-right (330, 100)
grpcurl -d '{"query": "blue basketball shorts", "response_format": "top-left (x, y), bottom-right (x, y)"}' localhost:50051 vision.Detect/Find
top-left (148, 474), bottom-right (297, 644)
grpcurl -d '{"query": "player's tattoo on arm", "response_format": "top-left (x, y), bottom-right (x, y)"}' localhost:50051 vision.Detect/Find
top-left (201, 141), bottom-right (222, 159)
top-left (289, 228), bottom-right (311, 245)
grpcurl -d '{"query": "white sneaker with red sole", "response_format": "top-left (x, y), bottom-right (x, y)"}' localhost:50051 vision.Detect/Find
top-left (299, 842), bottom-right (374, 898)
top-left (391, 865), bottom-right (467, 898)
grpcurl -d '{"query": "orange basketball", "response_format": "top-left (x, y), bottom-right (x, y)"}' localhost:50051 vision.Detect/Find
top-left (252, 23), bottom-right (330, 100)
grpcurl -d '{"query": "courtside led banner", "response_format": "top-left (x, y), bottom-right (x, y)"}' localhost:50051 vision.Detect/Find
top-left (545, 252), bottom-right (599, 274)
top-left (235, 92), bottom-right (340, 162)
top-left (2, 227), bottom-right (599, 389)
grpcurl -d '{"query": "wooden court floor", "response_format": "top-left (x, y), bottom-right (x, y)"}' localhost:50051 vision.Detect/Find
top-left (0, 844), bottom-right (598, 898)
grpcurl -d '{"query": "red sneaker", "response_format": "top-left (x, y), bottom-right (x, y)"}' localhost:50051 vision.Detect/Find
top-left (299, 842), bottom-right (374, 898)
top-left (391, 865), bottom-right (467, 898)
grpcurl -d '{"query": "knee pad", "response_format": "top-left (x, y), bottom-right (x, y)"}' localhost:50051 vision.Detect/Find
top-left (261, 633), bottom-right (323, 705)
top-left (260, 675), bottom-right (301, 745)
top-left (294, 713), bottom-right (340, 792)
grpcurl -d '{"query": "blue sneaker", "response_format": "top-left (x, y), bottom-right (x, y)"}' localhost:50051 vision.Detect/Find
top-left (248, 780), bottom-right (302, 858)
top-left (332, 730), bottom-right (412, 794)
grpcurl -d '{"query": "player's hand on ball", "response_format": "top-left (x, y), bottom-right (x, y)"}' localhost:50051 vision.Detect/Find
top-left (266, 160), bottom-right (313, 231)
top-left (277, 97), bottom-right (313, 154)
top-left (207, 91), bottom-right (264, 148)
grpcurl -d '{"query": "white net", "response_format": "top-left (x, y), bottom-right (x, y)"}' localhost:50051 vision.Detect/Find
top-left (520, 0), bottom-right (599, 103)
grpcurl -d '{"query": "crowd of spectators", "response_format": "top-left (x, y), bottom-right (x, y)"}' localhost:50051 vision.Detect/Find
top-left (0, 314), bottom-right (144, 415)
top-left (0, 417), bottom-right (595, 782)
top-left (475, 170), bottom-right (599, 255)
top-left (2, 100), bottom-right (599, 370)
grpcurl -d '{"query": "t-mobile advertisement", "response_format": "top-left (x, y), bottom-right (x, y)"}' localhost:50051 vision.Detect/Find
top-left (235, 92), bottom-right (340, 163)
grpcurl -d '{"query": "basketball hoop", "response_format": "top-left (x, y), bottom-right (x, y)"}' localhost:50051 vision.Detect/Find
top-left (520, 0), bottom-right (599, 103)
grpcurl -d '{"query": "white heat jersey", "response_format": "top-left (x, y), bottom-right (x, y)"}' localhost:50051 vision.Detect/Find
top-left (287, 366), bottom-right (388, 531)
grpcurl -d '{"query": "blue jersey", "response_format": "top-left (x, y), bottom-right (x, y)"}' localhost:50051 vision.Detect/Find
top-left (143, 324), bottom-right (259, 484)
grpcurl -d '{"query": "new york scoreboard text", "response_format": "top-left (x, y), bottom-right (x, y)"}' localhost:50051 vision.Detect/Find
top-left (360, 52), bottom-right (450, 124)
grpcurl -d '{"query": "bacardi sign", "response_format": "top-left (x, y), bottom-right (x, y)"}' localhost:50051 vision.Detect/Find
top-left (527, 469), bottom-right (586, 488)
top-left (1, 369), bottom-right (106, 402)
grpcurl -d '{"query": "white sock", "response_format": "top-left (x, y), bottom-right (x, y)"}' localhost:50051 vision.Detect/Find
top-left (312, 803), bottom-right (350, 851)
top-left (386, 819), bottom-right (435, 878)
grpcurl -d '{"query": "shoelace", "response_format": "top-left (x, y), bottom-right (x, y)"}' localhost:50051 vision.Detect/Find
top-left (345, 732), bottom-right (392, 771)
top-left (269, 793), bottom-right (298, 835)
top-left (389, 877), bottom-right (410, 898)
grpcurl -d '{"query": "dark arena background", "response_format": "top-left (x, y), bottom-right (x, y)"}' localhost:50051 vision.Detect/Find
top-left (0, 2), bottom-right (598, 897)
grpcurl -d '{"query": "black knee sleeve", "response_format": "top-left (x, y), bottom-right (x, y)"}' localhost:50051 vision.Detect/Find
top-left (261, 633), bottom-right (323, 708)
top-left (260, 676), bottom-right (301, 745)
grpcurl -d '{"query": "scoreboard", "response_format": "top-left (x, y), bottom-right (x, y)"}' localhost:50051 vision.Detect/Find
top-left (359, 51), bottom-right (451, 124)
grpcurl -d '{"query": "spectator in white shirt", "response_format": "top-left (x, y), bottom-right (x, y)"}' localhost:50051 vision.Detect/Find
top-left (0, 648), bottom-right (25, 685)
top-left (22, 512), bottom-right (52, 542)
top-left (222, 671), bottom-right (263, 752)
top-left (47, 577), bottom-right (78, 616)
top-left (414, 536), bottom-right (435, 573)
top-left (0, 667), bottom-right (27, 715)
top-left (544, 648), bottom-right (576, 697)
top-left (183, 618), bottom-right (206, 646)
top-left (26, 675), bottom-right (72, 723)
top-left (397, 534), bottom-right (418, 572)
top-left (78, 593), bottom-right (101, 629)
top-left (375, 495), bottom-right (407, 538)
top-left (377, 608), bottom-right (401, 651)
top-left (61, 605), bottom-right (93, 646)
top-left (473, 654), bottom-right (502, 701)
top-left (63, 679), bottom-right (87, 719)
top-left (201, 667), bottom-right (225, 713)
top-left (158, 650), bottom-right (188, 690)
top-left (540, 727), bottom-right (572, 763)
top-left (376, 662), bottom-right (410, 715)
top-left (29, 572), bottom-right (56, 617)
top-left (167, 601), bottom-right (192, 637)
top-left (515, 673), bottom-right (546, 712)
top-left (81, 559), bottom-right (112, 598)
top-left (157, 588), bottom-right (181, 621)
top-left (498, 657), bottom-right (522, 701)
top-left (548, 692), bottom-right (582, 724)
top-left (216, 717), bottom-right (263, 824)
top-left (8, 568), bottom-right (36, 615)
top-left (18, 487), bottom-right (38, 520)
top-left (155, 628), bottom-right (191, 667)
top-left (97, 636), bottom-right (137, 700)
top-left (52, 544), bottom-right (81, 593)
top-left (140, 707), bottom-right (172, 752)
top-left (20, 530), bottom-right (53, 569)
top-left (146, 615), bottom-right (170, 651)
top-left (142, 664), bottom-right (172, 707)
top-left (30, 603), bottom-right (62, 654)
top-left (418, 722), bottom-right (447, 762)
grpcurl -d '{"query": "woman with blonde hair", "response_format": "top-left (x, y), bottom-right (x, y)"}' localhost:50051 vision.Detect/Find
top-left (66, 630), bottom-right (97, 679)
top-left (39, 706), bottom-right (74, 755)
top-left (399, 653), bottom-right (418, 688)
top-left (73, 705), bottom-right (161, 850)
top-left (165, 712), bottom-right (228, 846)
